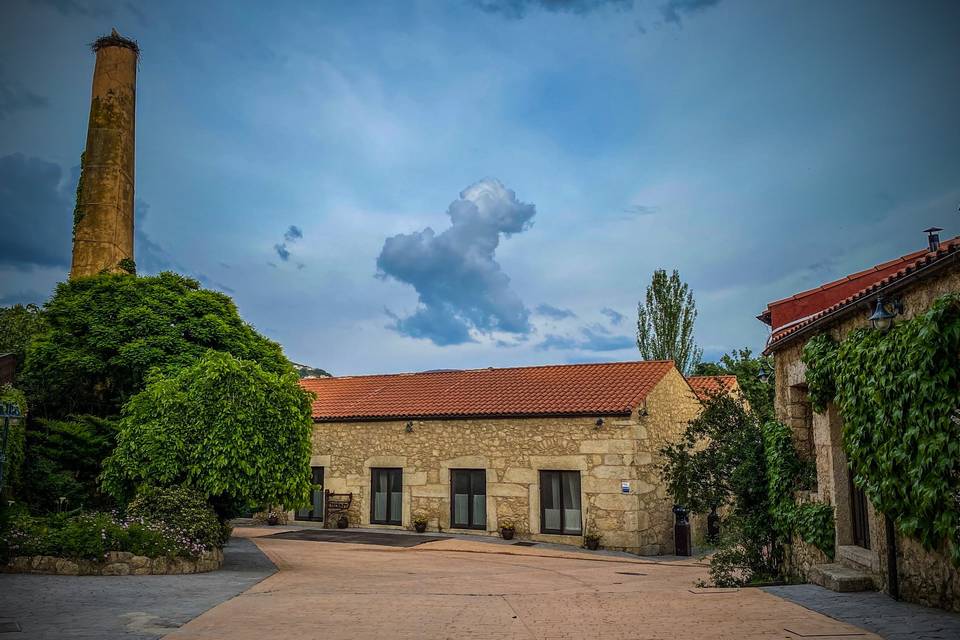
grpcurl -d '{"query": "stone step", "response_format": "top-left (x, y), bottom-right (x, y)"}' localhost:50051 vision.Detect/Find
top-left (808, 563), bottom-right (875, 593)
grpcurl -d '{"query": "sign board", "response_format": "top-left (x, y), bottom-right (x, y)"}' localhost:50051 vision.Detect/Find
top-left (621, 481), bottom-right (630, 494)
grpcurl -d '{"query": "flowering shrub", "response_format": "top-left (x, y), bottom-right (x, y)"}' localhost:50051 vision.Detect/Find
top-left (3, 511), bottom-right (208, 561)
top-left (127, 486), bottom-right (226, 549)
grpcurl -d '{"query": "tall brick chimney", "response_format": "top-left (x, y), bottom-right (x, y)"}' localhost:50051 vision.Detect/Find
top-left (70, 29), bottom-right (139, 279)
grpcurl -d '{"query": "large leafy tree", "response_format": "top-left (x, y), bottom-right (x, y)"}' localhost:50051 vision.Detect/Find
top-left (693, 348), bottom-right (775, 423)
top-left (101, 351), bottom-right (314, 519)
top-left (22, 272), bottom-right (290, 418)
top-left (19, 415), bottom-right (118, 513)
top-left (0, 304), bottom-right (47, 377)
top-left (636, 269), bottom-right (702, 374)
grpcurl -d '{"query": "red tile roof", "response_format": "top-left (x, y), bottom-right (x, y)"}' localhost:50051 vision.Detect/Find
top-left (686, 375), bottom-right (739, 401)
top-left (300, 360), bottom-right (676, 421)
top-left (762, 235), bottom-right (960, 352)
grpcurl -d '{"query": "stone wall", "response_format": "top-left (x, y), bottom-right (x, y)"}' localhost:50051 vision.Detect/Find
top-left (5, 549), bottom-right (223, 576)
top-left (309, 367), bottom-right (701, 555)
top-left (772, 264), bottom-right (960, 611)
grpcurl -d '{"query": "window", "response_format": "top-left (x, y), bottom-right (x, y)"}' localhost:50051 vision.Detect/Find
top-left (450, 469), bottom-right (486, 530)
top-left (539, 470), bottom-right (582, 535)
top-left (371, 468), bottom-right (402, 525)
top-left (295, 466), bottom-right (324, 522)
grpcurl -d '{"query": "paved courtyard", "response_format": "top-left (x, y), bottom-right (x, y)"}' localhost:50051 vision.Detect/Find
top-left (171, 527), bottom-right (879, 640)
top-left (4, 526), bottom-right (959, 639)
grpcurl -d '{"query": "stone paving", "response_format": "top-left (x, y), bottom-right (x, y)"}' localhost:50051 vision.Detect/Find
top-left (0, 537), bottom-right (275, 639)
top-left (169, 527), bottom-right (881, 640)
top-left (765, 584), bottom-right (960, 640)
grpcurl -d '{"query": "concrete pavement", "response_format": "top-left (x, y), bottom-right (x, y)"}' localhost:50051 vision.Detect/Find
top-left (169, 527), bottom-right (880, 640)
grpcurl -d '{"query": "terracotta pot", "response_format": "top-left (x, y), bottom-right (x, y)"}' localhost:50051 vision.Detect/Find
top-left (500, 527), bottom-right (515, 540)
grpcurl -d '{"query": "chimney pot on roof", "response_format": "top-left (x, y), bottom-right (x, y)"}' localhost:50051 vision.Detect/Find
top-left (924, 227), bottom-right (943, 252)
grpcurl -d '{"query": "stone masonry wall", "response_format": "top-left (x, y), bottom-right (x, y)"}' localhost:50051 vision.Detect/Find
top-left (5, 549), bottom-right (223, 576)
top-left (773, 264), bottom-right (960, 611)
top-left (309, 367), bottom-right (701, 555)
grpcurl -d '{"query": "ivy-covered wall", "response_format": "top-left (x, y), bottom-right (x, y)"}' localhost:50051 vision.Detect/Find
top-left (771, 264), bottom-right (960, 612)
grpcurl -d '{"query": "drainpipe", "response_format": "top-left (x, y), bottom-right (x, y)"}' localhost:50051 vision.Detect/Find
top-left (885, 514), bottom-right (900, 600)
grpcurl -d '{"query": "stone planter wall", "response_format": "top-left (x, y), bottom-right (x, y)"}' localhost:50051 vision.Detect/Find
top-left (4, 548), bottom-right (223, 576)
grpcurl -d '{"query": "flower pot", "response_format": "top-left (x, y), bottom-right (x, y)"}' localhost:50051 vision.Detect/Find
top-left (267, 515), bottom-right (279, 526)
top-left (336, 515), bottom-right (348, 529)
top-left (414, 522), bottom-right (427, 533)
top-left (500, 527), bottom-right (515, 540)
top-left (585, 538), bottom-right (600, 551)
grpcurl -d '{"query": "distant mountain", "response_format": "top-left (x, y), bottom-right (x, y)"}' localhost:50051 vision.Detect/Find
top-left (292, 362), bottom-right (331, 379)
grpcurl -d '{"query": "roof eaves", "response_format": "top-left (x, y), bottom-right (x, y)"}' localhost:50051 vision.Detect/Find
top-left (764, 246), bottom-right (959, 354)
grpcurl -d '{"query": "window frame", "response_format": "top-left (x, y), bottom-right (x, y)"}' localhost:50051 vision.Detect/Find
top-left (370, 467), bottom-right (403, 526)
top-left (449, 468), bottom-right (487, 530)
top-left (539, 470), bottom-right (582, 535)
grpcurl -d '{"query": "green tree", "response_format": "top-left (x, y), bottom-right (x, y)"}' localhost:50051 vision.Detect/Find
top-left (22, 272), bottom-right (290, 419)
top-left (0, 304), bottom-right (47, 377)
top-left (636, 269), bottom-right (702, 375)
top-left (693, 348), bottom-right (775, 423)
top-left (19, 415), bottom-right (118, 512)
top-left (101, 351), bottom-right (314, 520)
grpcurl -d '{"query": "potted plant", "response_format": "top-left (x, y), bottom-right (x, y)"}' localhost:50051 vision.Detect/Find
top-left (583, 532), bottom-right (602, 551)
top-left (499, 520), bottom-right (516, 540)
top-left (336, 514), bottom-right (349, 529)
top-left (267, 509), bottom-right (283, 526)
top-left (413, 514), bottom-right (428, 533)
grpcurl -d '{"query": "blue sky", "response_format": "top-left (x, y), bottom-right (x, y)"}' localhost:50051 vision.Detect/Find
top-left (2, 0), bottom-right (958, 375)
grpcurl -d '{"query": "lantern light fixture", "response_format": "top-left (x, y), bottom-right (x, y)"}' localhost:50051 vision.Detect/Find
top-left (869, 296), bottom-right (902, 332)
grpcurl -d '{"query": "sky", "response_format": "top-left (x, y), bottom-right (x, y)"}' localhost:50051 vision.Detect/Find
top-left (1, 0), bottom-right (958, 375)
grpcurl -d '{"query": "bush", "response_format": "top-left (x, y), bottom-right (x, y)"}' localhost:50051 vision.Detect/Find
top-left (127, 486), bottom-right (226, 550)
top-left (2, 511), bottom-right (209, 561)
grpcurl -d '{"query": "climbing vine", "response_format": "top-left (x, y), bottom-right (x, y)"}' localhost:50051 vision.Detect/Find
top-left (804, 293), bottom-right (960, 565)
top-left (117, 258), bottom-right (136, 275)
top-left (800, 334), bottom-right (838, 412)
top-left (763, 419), bottom-right (835, 558)
top-left (72, 151), bottom-right (86, 238)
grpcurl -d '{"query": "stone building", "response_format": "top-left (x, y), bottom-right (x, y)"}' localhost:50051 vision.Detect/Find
top-left (759, 229), bottom-right (960, 611)
top-left (298, 360), bottom-right (702, 554)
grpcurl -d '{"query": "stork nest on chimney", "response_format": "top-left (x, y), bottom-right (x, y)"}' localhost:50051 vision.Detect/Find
top-left (91, 28), bottom-right (140, 57)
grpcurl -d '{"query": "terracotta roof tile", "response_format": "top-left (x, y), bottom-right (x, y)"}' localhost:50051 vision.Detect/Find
top-left (686, 375), bottom-right (739, 401)
top-left (763, 235), bottom-right (960, 352)
top-left (300, 360), bottom-right (676, 421)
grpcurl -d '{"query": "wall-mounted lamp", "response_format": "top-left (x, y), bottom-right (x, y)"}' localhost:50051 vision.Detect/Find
top-left (405, 421), bottom-right (414, 433)
top-left (758, 365), bottom-right (771, 384)
top-left (869, 296), bottom-right (903, 332)
top-left (594, 418), bottom-right (604, 430)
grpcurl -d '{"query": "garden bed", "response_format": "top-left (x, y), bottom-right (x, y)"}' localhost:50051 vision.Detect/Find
top-left (5, 548), bottom-right (223, 575)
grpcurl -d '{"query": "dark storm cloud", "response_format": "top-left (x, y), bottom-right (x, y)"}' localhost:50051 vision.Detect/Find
top-left (377, 178), bottom-right (535, 346)
top-left (35, 0), bottom-right (112, 17)
top-left (535, 303), bottom-right (577, 320)
top-left (283, 225), bottom-right (303, 242)
top-left (600, 307), bottom-right (625, 325)
top-left (273, 224), bottom-right (302, 262)
top-left (472, 0), bottom-right (632, 19)
top-left (660, 0), bottom-right (721, 24)
top-left (274, 243), bottom-right (291, 261)
top-left (620, 204), bottom-right (658, 219)
top-left (0, 153), bottom-right (72, 269)
top-left (537, 323), bottom-right (634, 352)
top-left (0, 80), bottom-right (48, 119)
